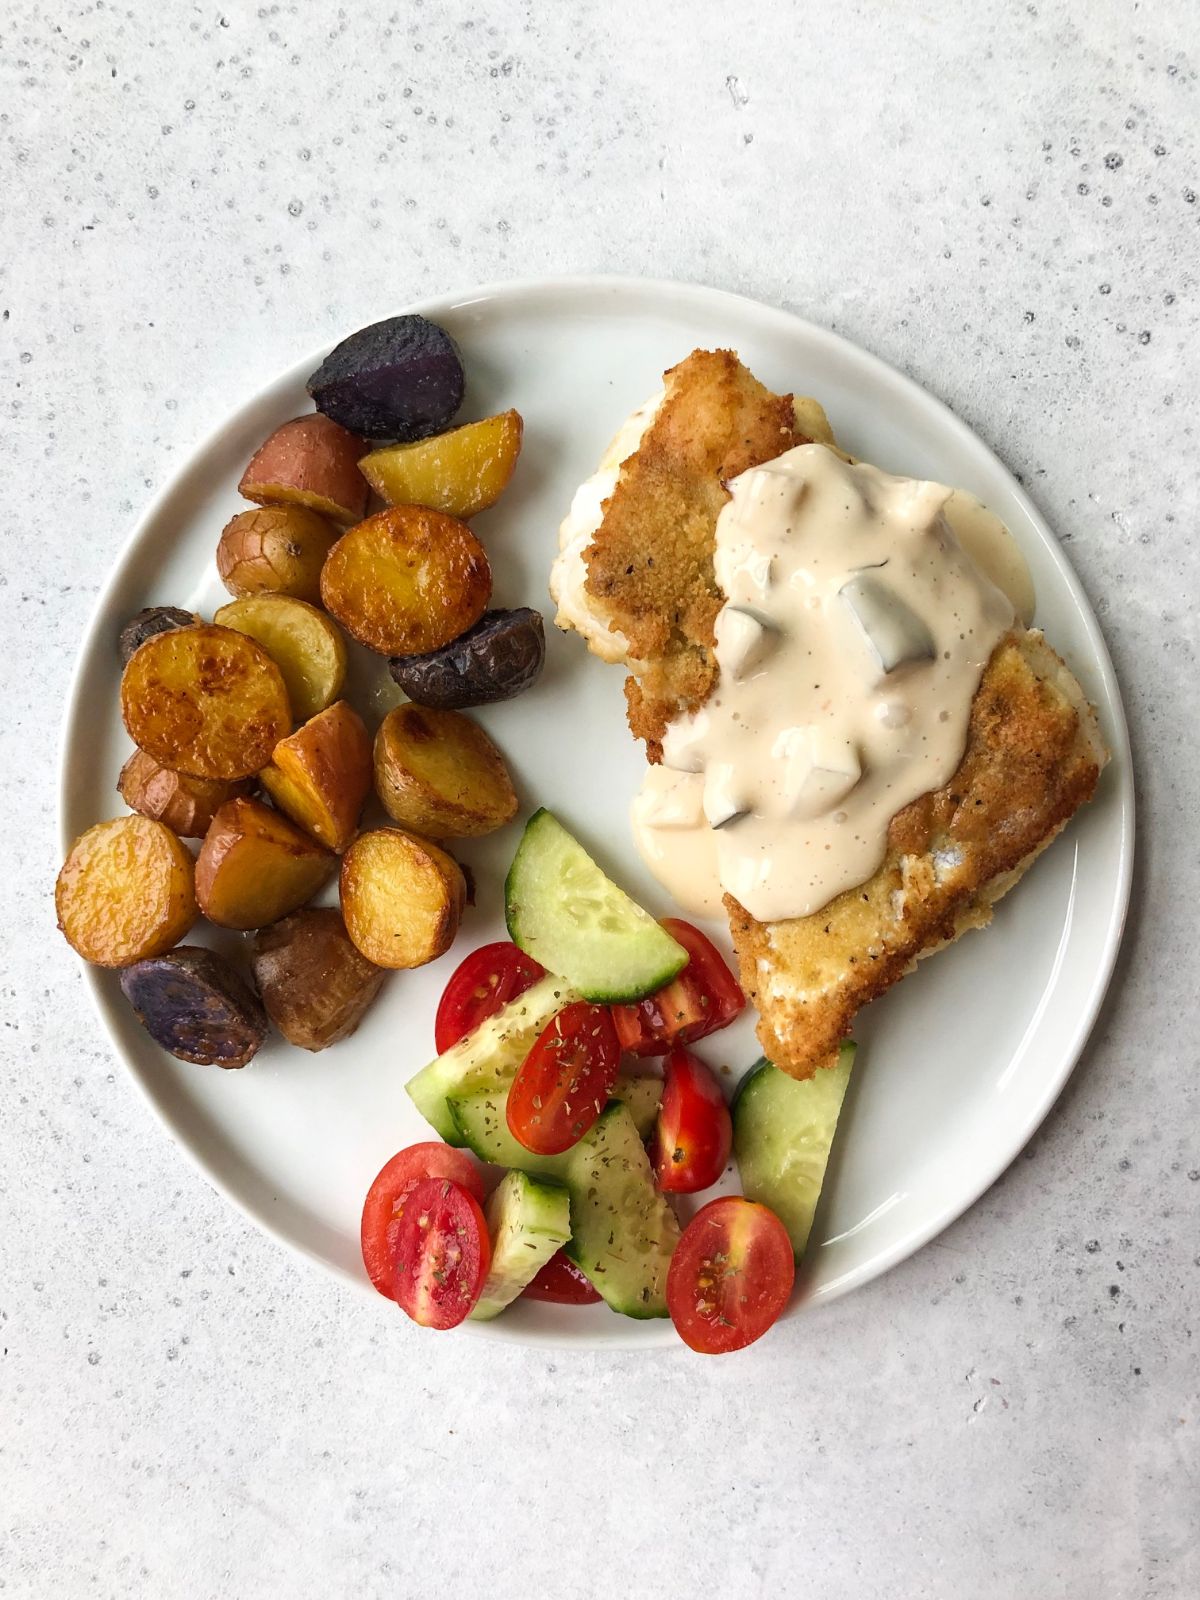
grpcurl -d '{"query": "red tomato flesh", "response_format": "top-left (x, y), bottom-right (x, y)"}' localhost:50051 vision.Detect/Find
top-left (652, 1046), bottom-right (733, 1194)
top-left (434, 940), bottom-right (545, 1053)
top-left (521, 1248), bottom-right (602, 1305)
top-left (667, 1196), bottom-right (795, 1354)
top-left (610, 919), bottom-right (745, 1057)
top-left (360, 1143), bottom-right (484, 1299)
top-left (388, 1175), bottom-right (491, 1330)
top-left (506, 1001), bottom-right (620, 1155)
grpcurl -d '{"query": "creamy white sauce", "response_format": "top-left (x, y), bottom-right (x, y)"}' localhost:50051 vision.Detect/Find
top-left (944, 490), bottom-right (1036, 625)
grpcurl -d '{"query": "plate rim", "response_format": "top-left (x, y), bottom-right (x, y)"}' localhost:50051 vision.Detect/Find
top-left (57, 273), bottom-right (1135, 1350)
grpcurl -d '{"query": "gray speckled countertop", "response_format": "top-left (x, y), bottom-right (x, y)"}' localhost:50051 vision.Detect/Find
top-left (3, 3), bottom-right (1197, 1596)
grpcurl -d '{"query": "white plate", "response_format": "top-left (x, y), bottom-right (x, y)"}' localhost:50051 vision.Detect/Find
top-left (59, 278), bottom-right (1133, 1349)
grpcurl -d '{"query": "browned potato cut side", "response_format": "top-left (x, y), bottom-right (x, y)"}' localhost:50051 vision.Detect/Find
top-left (120, 624), bottom-right (292, 780)
top-left (195, 796), bottom-right (336, 930)
top-left (319, 506), bottom-right (491, 657)
top-left (373, 704), bottom-right (518, 838)
top-left (214, 596), bottom-right (346, 723)
top-left (252, 908), bottom-right (385, 1051)
top-left (56, 816), bottom-right (198, 967)
top-left (339, 828), bottom-right (465, 969)
top-left (216, 506), bottom-right (339, 602)
top-left (118, 606), bottom-right (202, 665)
top-left (118, 750), bottom-right (249, 838)
top-left (239, 414), bottom-right (369, 526)
top-left (259, 700), bottom-right (372, 852)
top-left (358, 409), bottom-right (524, 518)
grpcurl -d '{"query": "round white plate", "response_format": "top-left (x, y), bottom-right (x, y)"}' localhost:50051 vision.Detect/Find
top-left (59, 278), bottom-right (1133, 1349)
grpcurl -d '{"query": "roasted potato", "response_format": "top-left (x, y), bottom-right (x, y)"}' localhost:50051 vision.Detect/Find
top-left (120, 946), bottom-right (267, 1069)
top-left (319, 506), bottom-right (491, 657)
top-left (121, 623), bottom-right (292, 780)
top-left (388, 607), bottom-right (545, 710)
top-left (373, 704), bottom-right (517, 838)
top-left (213, 595), bottom-right (346, 723)
top-left (239, 414), bottom-right (368, 526)
top-left (216, 506), bottom-right (339, 603)
top-left (56, 816), bottom-right (197, 967)
top-left (307, 315), bottom-right (464, 441)
top-left (117, 750), bottom-right (249, 838)
top-left (195, 796), bottom-right (336, 930)
top-left (118, 606), bottom-right (202, 666)
top-left (252, 908), bottom-right (385, 1051)
top-left (259, 701), bottom-right (372, 852)
top-left (358, 409), bottom-right (523, 519)
top-left (340, 828), bottom-right (465, 969)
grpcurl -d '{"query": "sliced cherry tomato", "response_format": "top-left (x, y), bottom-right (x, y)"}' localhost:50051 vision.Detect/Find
top-left (610, 919), bottom-right (745, 1057)
top-left (652, 1046), bottom-right (733, 1193)
top-left (434, 940), bottom-right (546, 1053)
top-left (388, 1175), bottom-right (491, 1329)
top-left (666, 1196), bottom-right (795, 1354)
top-left (506, 1001), bottom-right (620, 1155)
top-left (521, 1249), bottom-right (602, 1305)
top-left (361, 1143), bottom-right (484, 1299)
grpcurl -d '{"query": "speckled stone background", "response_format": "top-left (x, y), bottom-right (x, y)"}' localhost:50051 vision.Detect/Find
top-left (2, 1), bottom-right (1197, 1596)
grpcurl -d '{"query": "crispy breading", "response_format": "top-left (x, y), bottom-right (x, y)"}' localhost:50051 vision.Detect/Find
top-left (583, 348), bottom-right (800, 753)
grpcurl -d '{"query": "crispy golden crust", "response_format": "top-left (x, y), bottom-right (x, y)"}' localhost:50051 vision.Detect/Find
top-left (582, 349), bottom-right (800, 752)
top-left (728, 630), bottom-right (1107, 1077)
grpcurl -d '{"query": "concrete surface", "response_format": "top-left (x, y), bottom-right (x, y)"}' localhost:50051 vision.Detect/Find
top-left (2, 1), bottom-right (1197, 1596)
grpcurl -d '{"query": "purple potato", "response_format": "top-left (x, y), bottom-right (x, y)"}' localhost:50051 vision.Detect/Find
top-left (306, 316), bottom-right (465, 441)
top-left (388, 607), bottom-right (545, 710)
top-left (119, 946), bottom-right (268, 1069)
top-left (118, 606), bottom-right (201, 665)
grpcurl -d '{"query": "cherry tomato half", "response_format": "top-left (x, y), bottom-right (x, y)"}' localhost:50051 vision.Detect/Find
top-left (434, 941), bottom-right (546, 1053)
top-left (360, 1143), bottom-right (485, 1299)
top-left (521, 1249), bottom-right (602, 1305)
top-left (651, 1046), bottom-right (733, 1194)
top-left (666, 1196), bottom-right (795, 1354)
top-left (388, 1175), bottom-right (491, 1330)
top-left (506, 1001), bottom-right (620, 1155)
top-left (610, 919), bottom-right (745, 1057)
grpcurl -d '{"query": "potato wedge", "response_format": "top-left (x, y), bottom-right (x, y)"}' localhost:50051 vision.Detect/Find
top-left (118, 750), bottom-right (249, 838)
top-left (358, 409), bottom-right (523, 519)
top-left (252, 908), bottom-right (385, 1051)
top-left (259, 701), bottom-right (372, 852)
top-left (121, 623), bottom-right (292, 780)
top-left (56, 816), bottom-right (197, 967)
top-left (216, 506), bottom-right (339, 603)
top-left (120, 947), bottom-right (268, 1068)
top-left (239, 414), bottom-right (368, 525)
top-left (214, 596), bottom-right (346, 723)
top-left (319, 506), bottom-right (491, 657)
top-left (340, 828), bottom-right (465, 969)
top-left (196, 796), bottom-right (335, 930)
top-left (373, 704), bottom-right (517, 838)
top-left (307, 315), bottom-right (464, 441)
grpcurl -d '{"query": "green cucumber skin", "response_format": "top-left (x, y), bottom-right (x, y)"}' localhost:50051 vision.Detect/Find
top-left (447, 1075), bottom-right (662, 1173)
top-left (470, 1171), bottom-right (571, 1322)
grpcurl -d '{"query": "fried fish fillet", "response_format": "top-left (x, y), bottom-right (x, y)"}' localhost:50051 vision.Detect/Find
top-left (557, 351), bottom-right (1107, 1079)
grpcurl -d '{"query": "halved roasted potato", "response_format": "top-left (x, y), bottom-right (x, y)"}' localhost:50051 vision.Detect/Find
top-left (213, 595), bottom-right (346, 723)
top-left (118, 750), bottom-right (249, 838)
top-left (340, 828), bottom-right (465, 968)
top-left (358, 409), bottom-right (523, 519)
top-left (239, 414), bottom-right (368, 526)
top-left (307, 316), bottom-right (464, 441)
top-left (195, 796), bottom-right (336, 930)
top-left (120, 623), bottom-right (292, 780)
top-left (252, 908), bottom-right (385, 1051)
top-left (120, 946), bottom-right (268, 1068)
top-left (216, 505), bottom-right (339, 603)
top-left (56, 815), bottom-right (198, 967)
top-left (319, 506), bottom-right (491, 657)
top-left (260, 701), bottom-right (372, 852)
top-left (387, 607), bottom-right (545, 710)
top-left (373, 704), bottom-right (517, 838)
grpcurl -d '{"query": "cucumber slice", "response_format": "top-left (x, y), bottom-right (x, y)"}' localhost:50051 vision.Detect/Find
top-left (614, 1075), bottom-right (664, 1140)
top-left (564, 1103), bottom-right (681, 1319)
top-left (470, 1171), bottom-right (571, 1322)
top-left (406, 974), bottom-right (579, 1142)
top-left (448, 1074), bottom-right (662, 1170)
top-left (732, 1041), bottom-right (856, 1258)
top-left (504, 809), bottom-right (687, 1002)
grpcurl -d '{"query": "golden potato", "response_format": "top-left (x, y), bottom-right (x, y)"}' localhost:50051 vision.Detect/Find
top-left (216, 506), bottom-right (339, 602)
top-left (117, 750), bottom-right (249, 838)
top-left (252, 908), bottom-right (385, 1051)
top-left (195, 796), bottom-right (336, 930)
top-left (213, 595), bottom-right (346, 723)
top-left (373, 704), bottom-right (517, 838)
top-left (120, 623), bottom-right (292, 780)
top-left (340, 828), bottom-right (465, 969)
top-left (260, 701), bottom-right (372, 852)
top-left (358, 409), bottom-right (524, 519)
top-left (319, 506), bottom-right (491, 657)
top-left (239, 414), bottom-right (368, 526)
top-left (56, 816), bottom-right (197, 967)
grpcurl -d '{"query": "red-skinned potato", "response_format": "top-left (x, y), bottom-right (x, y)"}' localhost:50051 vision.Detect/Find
top-left (260, 701), bottom-right (372, 852)
top-left (118, 750), bottom-right (250, 838)
top-left (239, 414), bottom-right (369, 526)
top-left (195, 796), bottom-right (336, 930)
top-left (252, 908), bottom-right (385, 1051)
top-left (216, 506), bottom-right (339, 602)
